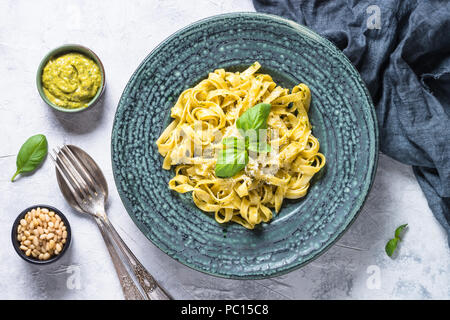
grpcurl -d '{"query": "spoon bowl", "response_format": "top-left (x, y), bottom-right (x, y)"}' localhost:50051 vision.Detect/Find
top-left (54, 145), bottom-right (108, 216)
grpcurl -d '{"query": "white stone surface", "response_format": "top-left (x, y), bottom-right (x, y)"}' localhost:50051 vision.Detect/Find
top-left (0, 0), bottom-right (449, 300)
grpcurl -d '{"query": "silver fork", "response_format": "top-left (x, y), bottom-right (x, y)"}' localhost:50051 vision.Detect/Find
top-left (50, 144), bottom-right (172, 300)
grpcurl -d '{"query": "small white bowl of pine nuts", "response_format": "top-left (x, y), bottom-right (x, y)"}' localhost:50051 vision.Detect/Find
top-left (12, 205), bottom-right (71, 264)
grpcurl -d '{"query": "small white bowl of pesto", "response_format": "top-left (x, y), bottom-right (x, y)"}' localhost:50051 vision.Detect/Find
top-left (36, 44), bottom-right (105, 112)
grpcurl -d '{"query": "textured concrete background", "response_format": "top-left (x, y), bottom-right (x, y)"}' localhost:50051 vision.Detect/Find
top-left (0, 0), bottom-right (449, 299)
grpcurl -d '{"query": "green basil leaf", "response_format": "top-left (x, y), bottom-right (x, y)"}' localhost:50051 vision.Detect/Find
top-left (11, 134), bottom-right (48, 182)
top-left (217, 103), bottom-right (271, 177)
top-left (236, 103), bottom-right (271, 133)
top-left (385, 237), bottom-right (399, 257)
top-left (394, 224), bottom-right (408, 239)
top-left (215, 147), bottom-right (248, 178)
top-left (222, 137), bottom-right (246, 151)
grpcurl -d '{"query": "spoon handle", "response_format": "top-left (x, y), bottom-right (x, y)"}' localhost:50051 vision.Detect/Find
top-left (94, 217), bottom-right (145, 300)
top-left (98, 213), bottom-right (173, 300)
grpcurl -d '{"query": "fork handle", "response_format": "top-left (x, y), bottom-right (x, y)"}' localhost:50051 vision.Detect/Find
top-left (95, 217), bottom-right (145, 300)
top-left (97, 213), bottom-right (172, 300)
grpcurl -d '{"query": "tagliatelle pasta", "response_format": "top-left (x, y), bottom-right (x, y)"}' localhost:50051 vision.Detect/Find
top-left (156, 62), bottom-right (325, 229)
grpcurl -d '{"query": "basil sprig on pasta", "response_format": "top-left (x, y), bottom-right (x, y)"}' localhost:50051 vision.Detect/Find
top-left (156, 62), bottom-right (326, 229)
top-left (236, 103), bottom-right (271, 132)
top-left (215, 103), bottom-right (271, 178)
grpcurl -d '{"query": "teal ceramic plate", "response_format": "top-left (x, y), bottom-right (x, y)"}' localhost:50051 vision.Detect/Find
top-left (111, 13), bottom-right (378, 279)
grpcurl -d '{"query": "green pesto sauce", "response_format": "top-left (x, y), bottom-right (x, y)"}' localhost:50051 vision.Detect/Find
top-left (42, 52), bottom-right (102, 109)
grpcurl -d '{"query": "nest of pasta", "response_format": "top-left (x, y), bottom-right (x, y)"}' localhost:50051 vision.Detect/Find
top-left (156, 62), bottom-right (325, 229)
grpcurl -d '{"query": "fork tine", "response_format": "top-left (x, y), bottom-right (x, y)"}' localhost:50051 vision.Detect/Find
top-left (50, 148), bottom-right (86, 207)
top-left (59, 146), bottom-right (93, 192)
top-left (61, 145), bottom-right (102, 196)
top-left (49, 149), bottom-right (57, 162)
top-left (55, 146), bottom-right (91, 199)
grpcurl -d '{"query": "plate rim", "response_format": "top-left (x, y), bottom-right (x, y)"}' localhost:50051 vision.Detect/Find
top-left (111, 12), bottom-right (379, 279)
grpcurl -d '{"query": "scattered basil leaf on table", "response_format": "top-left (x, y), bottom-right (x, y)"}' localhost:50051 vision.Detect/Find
top-left (385, 223), bottom-right (408, 258)
top-left (215, 103), bottom-right (272, 178)
top-left (11, 134), bottom-right (48, 182)
top-left (394, 223), bottom-right (408, 239)
top-left (385, 238), bottom-right (399, 257)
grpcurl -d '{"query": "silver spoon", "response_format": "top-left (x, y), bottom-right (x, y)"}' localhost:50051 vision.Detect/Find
top-left (50, 144), bottom-right (172, 300)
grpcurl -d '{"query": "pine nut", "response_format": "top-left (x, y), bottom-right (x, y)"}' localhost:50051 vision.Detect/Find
top-left (16, 207), bottom-right (67, 261)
